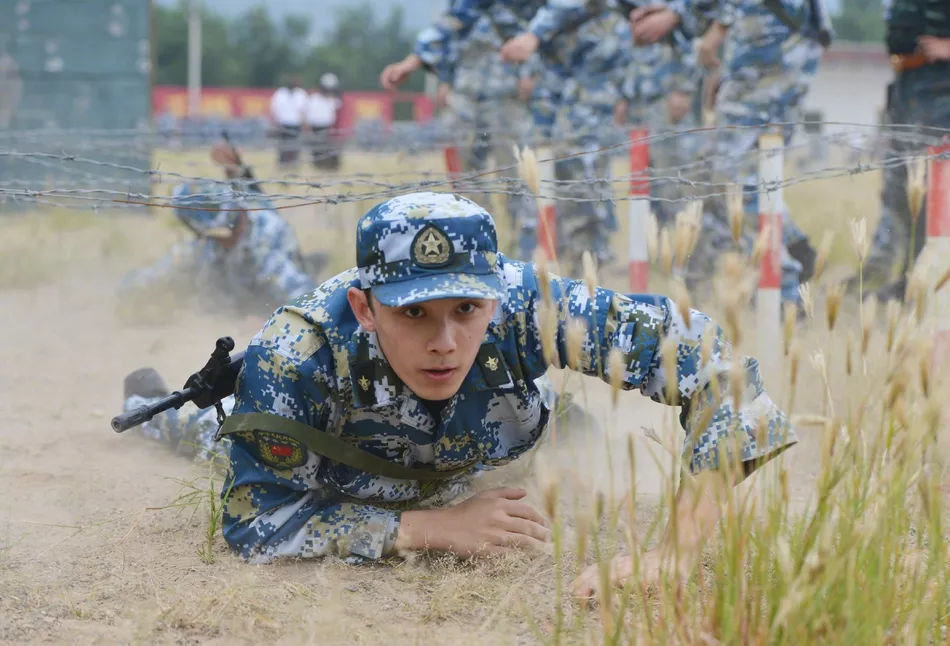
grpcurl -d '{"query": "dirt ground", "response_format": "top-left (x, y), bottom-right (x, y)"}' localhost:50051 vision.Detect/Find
top-left (0, 150), bottom-right (874, 644)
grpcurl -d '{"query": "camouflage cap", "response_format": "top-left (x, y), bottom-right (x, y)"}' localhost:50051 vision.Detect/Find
top-left (356, 192), bottom-right (504, 307)
top-left (171, 181), bottom-right (241, 239)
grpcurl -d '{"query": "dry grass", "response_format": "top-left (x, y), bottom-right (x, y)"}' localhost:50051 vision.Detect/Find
top-left (1, 145), bottom-right (947, 644)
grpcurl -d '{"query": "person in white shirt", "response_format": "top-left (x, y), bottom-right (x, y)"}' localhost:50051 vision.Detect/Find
top-left (269, 76), bottom-right (307, 168)
top-left (305, 73), bottom-right (344, 171)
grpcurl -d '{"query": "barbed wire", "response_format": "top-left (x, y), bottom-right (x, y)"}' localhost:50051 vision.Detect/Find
top-left (1, 120), bottom-right (948, 213)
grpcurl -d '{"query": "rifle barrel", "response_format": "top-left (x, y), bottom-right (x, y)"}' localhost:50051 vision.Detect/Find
top-left (111, 387), bottom-right (197, 433)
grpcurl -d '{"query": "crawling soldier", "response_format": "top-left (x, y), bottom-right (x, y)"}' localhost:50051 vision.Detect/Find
top-left (124, 191), bottom-right (794, 595)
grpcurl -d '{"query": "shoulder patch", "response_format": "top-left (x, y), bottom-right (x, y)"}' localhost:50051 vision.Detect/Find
top-left (255, 431), bottom-right (307, 469)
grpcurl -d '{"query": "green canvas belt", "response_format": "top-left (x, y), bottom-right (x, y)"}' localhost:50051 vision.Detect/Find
top-left (217, 412), bottom-right (473, 482)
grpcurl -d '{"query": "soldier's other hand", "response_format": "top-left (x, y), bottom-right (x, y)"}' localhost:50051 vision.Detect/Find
top-left (698, 22), bottom-right (726, 69)
top-left (500, 32), bottom-right (540, 63)
top-left (380, 54), bottom-right (422, 90)
top-left (918, 36), bottom-right (950, 63)
top-left (666, 90), bottom-right (690, 124)
top-left (518, 76), bottom-right (536, 103)
top-left (630, 7), bottom-right (680, 45)
top-left (395, 487), bottom-right (551, 557)
top-left (570, 548), bottom-right (688, 600)
top-left (614, 99), bottom-right (628, 126)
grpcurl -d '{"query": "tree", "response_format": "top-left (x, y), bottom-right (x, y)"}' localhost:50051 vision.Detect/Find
top-left (832, 0), bottom-right (885, 43)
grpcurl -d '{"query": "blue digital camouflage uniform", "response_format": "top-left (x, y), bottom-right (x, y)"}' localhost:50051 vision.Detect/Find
top-left (119, 181), bottom-right (315, 310)
top-left (675, 0), bottom-right (822, 302)
top-left (616, 18), bottom-right (704, 227)
top-left (862, 0), bottom-right (950, 291)
top-left (440, 13), bottom-right (537, 260)
top-left (195, 191), bottom-right (795, 563)
top-left (414, 1), bottom-right (629, 275)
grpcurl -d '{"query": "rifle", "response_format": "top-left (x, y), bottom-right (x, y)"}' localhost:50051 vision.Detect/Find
top-left (111, 336), bottom-right (244, 433)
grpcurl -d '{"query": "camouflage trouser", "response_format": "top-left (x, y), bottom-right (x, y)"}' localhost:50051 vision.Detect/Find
top-left (124, 394), bottom-right (234, 461)
top-left (863, 63), bottom-right (950, 287)
top-left (687, 37), bottom-right (821, 303)
top-left (449, 94), bottom-right (537, 261)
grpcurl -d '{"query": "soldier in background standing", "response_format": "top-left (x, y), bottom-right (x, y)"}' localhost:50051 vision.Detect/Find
top-left (269, 76), bottom-right (307, 170)
top-left (859, 0), bottom-right (950, 300)
top-left (436, 13), bottom-right (537, 260)
top-left (381, 1), bottom-right (629, 276)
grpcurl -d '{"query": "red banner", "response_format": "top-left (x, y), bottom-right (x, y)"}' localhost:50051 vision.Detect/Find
top-left (152, 86), bottom-right (433, 132)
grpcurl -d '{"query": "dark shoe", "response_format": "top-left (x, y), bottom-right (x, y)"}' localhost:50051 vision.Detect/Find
top-left (788, 238), bottom-right (817, 284)
top-left (124, 367), bottom-right (169, 400)
top-left (875, 277), bottom-right (907, 303)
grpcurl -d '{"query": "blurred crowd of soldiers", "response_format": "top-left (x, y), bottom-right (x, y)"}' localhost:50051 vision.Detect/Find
top-left (381, 0), bottom-right (950, 306)
top-left (117, 0), bottom-right (950, 314)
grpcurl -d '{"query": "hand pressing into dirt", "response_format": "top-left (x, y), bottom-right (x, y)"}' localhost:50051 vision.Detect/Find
top-left (394, 487), bottom-right (551, 557)
top-left (569, 548), bottom-right (690, 600)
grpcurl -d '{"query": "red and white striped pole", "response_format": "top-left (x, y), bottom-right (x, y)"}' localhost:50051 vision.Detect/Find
top-left (925, 144), bottom-right (950, 359)
top-left (628, 128), bottom-right (650, 292)
top-left (444, 145), bottom-right (462, 191)
top-left (757, 133), bottom-right (783, 377)
top-left (537, 156), bottom-right (558, 262)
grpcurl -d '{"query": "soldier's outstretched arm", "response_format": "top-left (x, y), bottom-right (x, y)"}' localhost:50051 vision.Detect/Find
top-left (519, 266), bottom-right (795, 475)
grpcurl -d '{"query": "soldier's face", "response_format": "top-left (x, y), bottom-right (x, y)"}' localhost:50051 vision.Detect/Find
top-left (348, 288), bottom-right (497, 400)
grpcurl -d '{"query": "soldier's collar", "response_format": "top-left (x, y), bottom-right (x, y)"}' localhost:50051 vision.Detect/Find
top-left (347, 327), bottom-right (515, 409)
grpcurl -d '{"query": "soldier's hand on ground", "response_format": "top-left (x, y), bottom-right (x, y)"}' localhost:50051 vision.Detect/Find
top-left (629, 6), bottom-right (680, 45)
top-left (570, 549), bottom-right (688, 600)
top-left (394, 487), bottom-right (550, 557)
top-left (380, 54), bottom-right (422, 90)
top-left (918, 36), bottom-right (950, 62)
top-left (698, 22), bottom-right (726, 69)
top-left (500, 33), bottom-right (540, 63)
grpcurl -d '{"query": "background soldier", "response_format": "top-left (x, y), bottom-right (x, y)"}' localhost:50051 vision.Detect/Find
top-left (860, 0), bottom-right (950, 300)
top-left (381, 1), bottom-right (629, 276)
top-left (118, 142), bottom-right (316, 312)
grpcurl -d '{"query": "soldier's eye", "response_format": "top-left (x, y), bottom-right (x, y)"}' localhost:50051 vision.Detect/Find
top-left (457, 302), bottom-right (477, 314)
top-left (404, 306), bottom-right (425, 319)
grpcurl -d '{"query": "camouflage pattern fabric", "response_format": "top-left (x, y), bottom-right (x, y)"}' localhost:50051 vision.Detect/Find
top-left (442, 15), bottom-right (538, 261)
top-left (124, 394), bottom-right (233, 462)
top-left (119, 182), bottom-right (315, 309)
top-left (209, 191), bottom-right (794, 563)
top-left (674, 0), bottom-right (821, 303)
top-left (414, 1), bottom-right (627, 274)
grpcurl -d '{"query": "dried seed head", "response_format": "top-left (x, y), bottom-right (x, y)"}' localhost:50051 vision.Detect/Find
top-left (727, 184), bottom-right (744, 244)
top-left (906, 268), bottom-right (928, 322)
top-left (671, 277), bottom-right (692, 330)
top-left (751, 222), bottom-right (772, 266)
top-left (907, 156), bottom-right (927, 222)
top-left (517, 146), bottom-right (540, 196)
top-left (581, 251), bottom-right (598, 300)
top-left (659, 227), bottom-right (673, 275)
top-left (535, 256), bottom-right (552, 305)
top-left (538, 301), bottom-right (558, 366)
top-left (812, 230), bottom-right (834, 283)
top-left (672, 201), bottom-right (702, 269)
top-left (700, 323), bottom-right (716, 368)
top-left (661, 336), bottom-right (680, 404)
top-left (788, 338), bottom-right (800, 387)
top-left (935, 266), bottom-right (950, 293)
top-left (783, 302), bottom-right (797, 356)
top-left (850, 217), bottom-right (870, 265)
top-left (799, 283), bottom-right (814, 320)
top-left (845, 331), bottom-right (854, 376)
top-left (607, 346), bottom-right (625, 407)
top-left (886, 300), bottom-right (900, 353)
top-left (543, 478), bottom-right (559, 520)
top-left (565, 317), bottom-right (587, 370)
top-left (825, 282), bottom-right (843, 331)
top-left (730, 358), bottom-right (745, 412)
